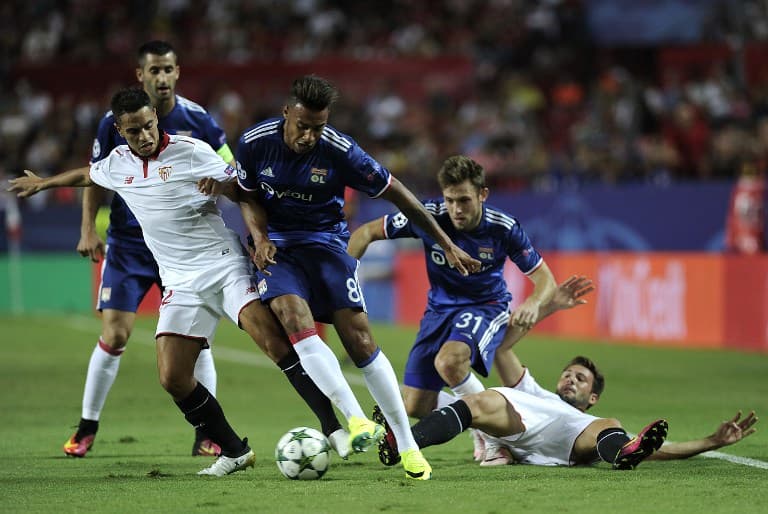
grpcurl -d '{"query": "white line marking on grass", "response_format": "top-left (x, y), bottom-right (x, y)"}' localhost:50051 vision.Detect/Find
top-left (699, 451), bottom-right (768, 469)
top-left (63, 315), bottom-right (365, 386)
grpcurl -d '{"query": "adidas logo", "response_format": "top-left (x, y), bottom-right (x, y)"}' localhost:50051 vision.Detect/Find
top-left (260, 167), bottom-right (274, 177)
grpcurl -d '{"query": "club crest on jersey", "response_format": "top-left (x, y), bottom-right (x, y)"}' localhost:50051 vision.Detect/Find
top-left (237, 161), bottom-right (247, 181)
top-left (478, 246), bottom-right (494, 260)
top-left (158, 166), bottom-right (172, 181)
top-left (223, 164), bottom-right (235, 176)
top-left (310, 168), bottom-right (327, 184)
top-left (257, 279), bottom-right (268, 296)
top-left (91, 139), bottom-right (101, 160)
top-left (100, 287), bottom-right (111, 302)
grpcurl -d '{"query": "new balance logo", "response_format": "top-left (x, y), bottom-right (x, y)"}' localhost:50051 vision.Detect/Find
top-left (260, 167), bottom-right (274, 177)
top-left (124, 176), bottom-right (134, 184)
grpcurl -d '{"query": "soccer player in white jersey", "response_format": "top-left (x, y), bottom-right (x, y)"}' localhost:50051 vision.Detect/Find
top-left (231, 76), bottom-right (482, 480)
top-left (71, 40), bottom-right (231, 458)
top-left (8, 87), bottom-right (350, 476)
top-left (371, 278), bottom-right (758, 469)
top-left (349, 155), bottom-right (557, 461)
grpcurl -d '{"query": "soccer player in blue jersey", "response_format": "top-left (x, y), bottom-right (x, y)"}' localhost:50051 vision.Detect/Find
top-left (348, 154), bottom-right (557, 460)
top-left (233, 75), bottom-right (481, 480)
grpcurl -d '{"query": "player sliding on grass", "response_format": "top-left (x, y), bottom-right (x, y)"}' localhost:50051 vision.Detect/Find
top-left (8, 87), bottom-right (365, 476)
top-left (371, 278), bottom-right (758, 469)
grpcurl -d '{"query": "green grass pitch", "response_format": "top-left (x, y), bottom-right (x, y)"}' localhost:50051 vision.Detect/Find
top-left (1, 313), bottom-right (766, 513)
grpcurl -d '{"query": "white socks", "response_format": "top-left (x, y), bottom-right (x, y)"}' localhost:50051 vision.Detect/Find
top-left (436, 390), bottom-right (457, 409)
top-left (450, 372), bottom-right (485, 397)
top-left (81, 339), bottom-right (122, 420)
top-left (194, 348), bottom-right (217, 397)
top-left (292, 334), bottom-right (365, 420)
top-left (435, 372), bottom-right (484, 410)
top-left (361, 351), bottom-right (418, 452)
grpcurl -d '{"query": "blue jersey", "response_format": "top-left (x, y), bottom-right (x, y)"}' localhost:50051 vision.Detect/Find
top-left (384, 201), bottom-right (543, 309)
top-left (235, 118), bottom-right (391, 251)
top-left (90, 95), bottom-right (229, 250)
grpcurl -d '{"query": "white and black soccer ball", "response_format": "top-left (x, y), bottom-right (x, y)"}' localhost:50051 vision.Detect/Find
top-left (275, 427), bottom-right (331, 480)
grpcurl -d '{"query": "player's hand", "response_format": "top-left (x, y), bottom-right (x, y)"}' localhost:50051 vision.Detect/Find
top-left (550, 275), bottom-right (595, 311)
top-left (197, 177), bottom-right (224, 196)
top-left (709, 411), bottom-right (758, 447)
top-left (7, 170), bottom-right (44, 198)
top-left (77, 229), bottom-right (106, 262)
top-left (444, 244), bottom-right (481, 276)
top-left (247, 234), bottom-right (277, 276)
top-left (510, 298), bottom-right (540, 330)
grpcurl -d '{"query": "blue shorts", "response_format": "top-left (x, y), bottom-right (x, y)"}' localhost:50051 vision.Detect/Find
top-left (96, 244), bottom-right (162, 312)
top-left (255, 244), bottom-right (365, 324)
top-left (403, 303), bottom-right (510, 391)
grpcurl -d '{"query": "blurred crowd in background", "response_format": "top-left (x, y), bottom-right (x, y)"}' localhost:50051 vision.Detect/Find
top-left (3, 0), bottom-right (768, 200)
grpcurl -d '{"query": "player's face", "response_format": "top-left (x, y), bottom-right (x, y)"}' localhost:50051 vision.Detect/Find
top-left (555, 364), bottom-right (599, 411)
top-left (115, 107), bottom-right (160, 157)
top-left (282, 103), bottom-right (328, 154)
top-left (136, 52), bottom-right (179, 105)
top-left (442, 181), bottom-right (488, 231)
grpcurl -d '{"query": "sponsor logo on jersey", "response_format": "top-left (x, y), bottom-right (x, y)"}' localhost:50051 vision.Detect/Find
top-left (123, 176), bottom-right (134, 184)
top-left (260, 182), bottom-right (313, 202)
top-left (260, 166), bottom-right (274, 177)
top-left (100, 287), bottom-right (111, 302)
top-left (158, 166), bottom-right (172, 181)
top-left (310, 168), bottom-right (327, 184)
top-left (257, 279), bottom-right (268, 296)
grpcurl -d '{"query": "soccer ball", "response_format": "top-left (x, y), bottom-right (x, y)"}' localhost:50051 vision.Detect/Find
top-left (275, 427), bottom-right (331, 480)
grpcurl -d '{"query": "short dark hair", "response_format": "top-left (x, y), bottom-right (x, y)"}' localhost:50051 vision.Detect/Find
top-left (565, 356), bottom-right (605, 396)
top-left (111, 87), bottom-right (152, 120)
top-left (289, 75), bottom-right (339, 111)
top-left (137, 40), bottom-right (177, 66)
top-left (437, 155), bottom-right (486, 191)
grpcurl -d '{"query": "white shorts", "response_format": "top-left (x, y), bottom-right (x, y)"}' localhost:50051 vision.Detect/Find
top-left (489, 380), bottom-right (599, 466)
top-left (155, 273), bottom-right (260, 345)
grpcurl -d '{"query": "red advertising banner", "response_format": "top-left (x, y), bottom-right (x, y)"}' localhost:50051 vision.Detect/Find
top-left (394, 250), bottom-right (768, 353)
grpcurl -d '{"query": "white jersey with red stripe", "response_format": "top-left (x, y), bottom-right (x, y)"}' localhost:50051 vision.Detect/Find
top-left (488, 369), bottom-right (600, 466)
top-left (89, 133), bottom-right (246, 293)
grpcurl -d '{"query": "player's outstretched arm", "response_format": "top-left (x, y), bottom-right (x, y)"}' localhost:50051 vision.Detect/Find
top-left (539, 275), bottom-right (595, 318)
top-left (648, 411), bottom-right (758, 460)
top-left (494, 275), bottom-right (595, 387)
top-left (8, 167), bottom-right (92, 198)
top-left (348, 217), bottom-right (386, 259)
top-left (380, 177), bottom-right (480, 276)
